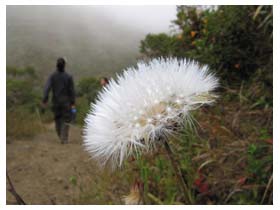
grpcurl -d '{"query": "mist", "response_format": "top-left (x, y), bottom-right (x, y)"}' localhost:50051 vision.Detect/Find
top-left (6, 5), bottom-right (176, 80)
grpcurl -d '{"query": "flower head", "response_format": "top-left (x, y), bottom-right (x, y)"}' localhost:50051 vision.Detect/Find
top-left (83, 58), bottom-right (218, 168)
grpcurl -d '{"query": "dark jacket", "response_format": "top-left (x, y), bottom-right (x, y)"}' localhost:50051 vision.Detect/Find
top-left (43, 70), bottom-right (75, 107)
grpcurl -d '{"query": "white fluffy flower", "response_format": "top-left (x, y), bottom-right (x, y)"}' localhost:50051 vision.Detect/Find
top-left (83, 58), bottom-right (218, 168)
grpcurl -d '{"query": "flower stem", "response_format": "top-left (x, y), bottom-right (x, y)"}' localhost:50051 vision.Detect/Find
top-left (163, 140), bottom-right (193, 204)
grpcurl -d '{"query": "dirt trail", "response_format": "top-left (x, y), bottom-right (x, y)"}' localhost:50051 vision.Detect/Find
top-left (6, 123), bottom-right (124, 204)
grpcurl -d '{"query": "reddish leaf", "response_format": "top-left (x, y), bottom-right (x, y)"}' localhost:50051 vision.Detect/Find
top-left (237, 177), bottom-right (247, 185)
top-left (194, 178), bottom-right (203, 186)
top-left (199, 183), bottom-right (209, 193)
top-left (265, 139), bottom-right (273, 144)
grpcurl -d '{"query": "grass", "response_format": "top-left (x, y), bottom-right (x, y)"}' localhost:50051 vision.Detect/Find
top-left (6, 108), bottom-right (44, 142)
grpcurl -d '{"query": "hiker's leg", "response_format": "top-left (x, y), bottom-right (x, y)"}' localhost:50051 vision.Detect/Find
top-left (61, 121), bottom-right (69, 144)
top-left (54, 106), bottom-right (63, 141)
top-left (55, 117), bottom-right (62, 139)
top-left (60, 107), bottom-right (71, 144)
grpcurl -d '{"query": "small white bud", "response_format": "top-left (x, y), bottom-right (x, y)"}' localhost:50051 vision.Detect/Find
top-left (135, 123), bottom-right (140, 128)
top-left (154, 99), bottom-right (159, 104)
top-left (175, 99), bottom-right (182, 104)
top-left (147, 118), bottom-right (153, 123)
top-left (156, 114), bottom-right (162, 119)
top-left (166, 106), bottom-right (172, 112)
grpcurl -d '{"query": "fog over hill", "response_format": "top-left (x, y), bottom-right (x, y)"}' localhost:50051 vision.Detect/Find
top-left (6, 6), bottom-right (176, 80)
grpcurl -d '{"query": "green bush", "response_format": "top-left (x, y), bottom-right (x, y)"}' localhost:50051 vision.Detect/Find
top-left (76, 96), bottom-right (90, 125)
top-left (140, 6), bottom-right (272, 84)
top-left (6, 66), bottom-right (43, 139)
top-left (7, 66), bottom-right (41, 111)
top-left (75, 77), bottom-right (102, 126)
top-left (77, 77), bottom-right (101, 104)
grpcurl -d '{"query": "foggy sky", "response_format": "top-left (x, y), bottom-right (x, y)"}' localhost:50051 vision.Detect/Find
top-left (7, 5), bottom-right (177, 33)
top-left (6, 5), bottom-right (178, 78)
top-left (96, 6), bottom-right (177, 33)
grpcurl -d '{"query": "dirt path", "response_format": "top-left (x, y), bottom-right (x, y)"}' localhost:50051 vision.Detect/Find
top-left (6, 123), bottom-right (126, 204)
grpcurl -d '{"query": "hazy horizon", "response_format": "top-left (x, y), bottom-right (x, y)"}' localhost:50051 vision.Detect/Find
top-left (6, 5), bottom-right (177, 80)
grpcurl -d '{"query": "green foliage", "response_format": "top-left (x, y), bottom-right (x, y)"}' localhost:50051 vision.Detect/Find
top-left (77, 77), bottom-right (101, 104)
top-left (7, 66), bottom-right (41, 111)
top-left (7, 66), bottom-right (37, 78)
top-left (227, 138), bottom-right (272, 204)
top-left (135, 153), bottom-right (182, 204)
top-left (252, 6), bottom-right (273, 38)
top-left (140, 6), bottom-right (272, 84)
top-left (75, 77), bottom-right (102, 126)
top-left (69, 175), bottom-right (78, 186)
top-left (75, 96), bottom-right (90, 125)
top-left (140, 33), bottom-right (177, 57)
top-left (259, 128), bottom-right (271, 140)
top-left (247, 142), bottom-right (272, 184)
top-left (6, 66), bottom-right (44, 139)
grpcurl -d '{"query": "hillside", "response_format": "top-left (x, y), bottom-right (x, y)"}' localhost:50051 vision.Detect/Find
top-left (7, 6), bottom-right (147, 80)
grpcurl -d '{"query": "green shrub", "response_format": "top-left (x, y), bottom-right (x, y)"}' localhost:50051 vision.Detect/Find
top-left (140, 6), bottom-right (272, 84)
top-left (76, 96), bottom-right (90, 125)
top-left (77, 77), bottom-right (101, 104)
top-left (7, 66), bottom-right (41, 111)
top-left (6, 66), bottom-right (44, 140)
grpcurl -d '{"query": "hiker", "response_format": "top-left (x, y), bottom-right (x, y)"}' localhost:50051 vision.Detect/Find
top-left (100, 77), bottom-right (109, 86)
top-left (42, 57), bottom-right (76, 144)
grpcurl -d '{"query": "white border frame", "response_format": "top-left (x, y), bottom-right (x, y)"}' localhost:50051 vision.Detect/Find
top-left (1, 1), bottom-right (278, 209)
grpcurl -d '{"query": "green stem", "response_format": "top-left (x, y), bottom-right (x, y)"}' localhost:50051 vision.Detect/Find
top-left (163, 140), bottom-right (193, 204)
